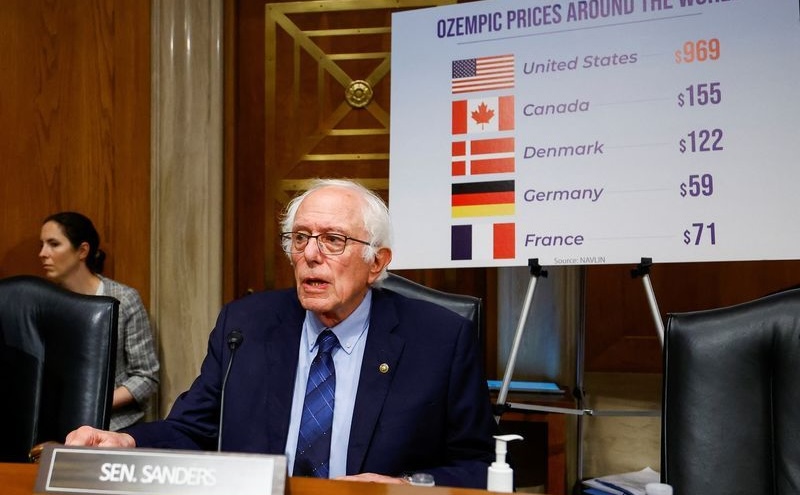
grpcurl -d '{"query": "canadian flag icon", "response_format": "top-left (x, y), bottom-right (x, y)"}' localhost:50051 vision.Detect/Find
top-left (452, 95), bottom-right (514, 135)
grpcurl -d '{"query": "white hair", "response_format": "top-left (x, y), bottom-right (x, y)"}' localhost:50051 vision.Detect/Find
top-left (280, 178), bottom-right (392, 282)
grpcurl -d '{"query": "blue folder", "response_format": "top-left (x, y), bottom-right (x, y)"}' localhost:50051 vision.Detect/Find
top-left (486, 380), bottom-right (563, 394)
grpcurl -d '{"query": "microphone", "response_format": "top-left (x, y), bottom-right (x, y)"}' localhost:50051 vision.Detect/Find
top-left (217, 330), bottom-right (244, 451)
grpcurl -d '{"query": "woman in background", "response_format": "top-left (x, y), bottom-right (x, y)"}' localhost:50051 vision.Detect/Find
top-left (39, 211), bottom-right (160, 431)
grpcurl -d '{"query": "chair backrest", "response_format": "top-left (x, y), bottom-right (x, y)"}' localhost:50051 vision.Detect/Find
top-left (0, 275), bottom-right (119, 462)
top-left (662, 287), bottom-right (800, 494)
top-left (379, 272), bottom-right (482, 340)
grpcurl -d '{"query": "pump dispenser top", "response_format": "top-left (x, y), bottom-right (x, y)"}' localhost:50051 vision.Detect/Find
top-left (487, 434), bottom-right (523, 492)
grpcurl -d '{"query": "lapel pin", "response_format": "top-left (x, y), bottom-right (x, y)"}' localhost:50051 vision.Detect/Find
top-left (378, 363), bottom-right (389, 374)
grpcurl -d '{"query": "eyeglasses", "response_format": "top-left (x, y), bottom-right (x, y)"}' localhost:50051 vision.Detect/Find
top-left (280, 232), bottom-right (371, 255)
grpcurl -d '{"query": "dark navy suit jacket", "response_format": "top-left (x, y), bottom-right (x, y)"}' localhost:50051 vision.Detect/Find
top-left (126, 287), bottom-right (497, 488)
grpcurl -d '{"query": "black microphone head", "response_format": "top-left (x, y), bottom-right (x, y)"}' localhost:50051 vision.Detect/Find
top-left (227, 330), bottom-right (244, 351)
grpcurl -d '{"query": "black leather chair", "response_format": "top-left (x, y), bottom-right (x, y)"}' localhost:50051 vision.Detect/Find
top-left (380, 272), bottom-right (482, 340)
top-left (662, 287), bottom-right (800, 494)
top-left (0, 275), bottom-right (119, 462)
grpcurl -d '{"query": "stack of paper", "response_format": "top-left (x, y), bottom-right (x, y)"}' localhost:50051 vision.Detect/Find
top-left (582, 467), bottom-right (660, 495)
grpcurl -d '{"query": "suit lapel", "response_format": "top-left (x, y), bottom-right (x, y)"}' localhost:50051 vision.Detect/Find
top-left (346, 289), bottom-right (404, 474)
top-left (264, 297), bottom-right (304, 453)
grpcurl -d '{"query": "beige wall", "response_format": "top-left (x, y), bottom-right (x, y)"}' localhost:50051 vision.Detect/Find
top-left (149, 0), bottom-right (224, 417)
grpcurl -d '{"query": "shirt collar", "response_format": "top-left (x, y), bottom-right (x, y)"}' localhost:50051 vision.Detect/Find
top-left (303, 289), bottom-right (372, 355)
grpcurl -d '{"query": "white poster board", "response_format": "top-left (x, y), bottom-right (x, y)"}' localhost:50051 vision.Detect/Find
top-left (389, 0), bottom-right (800, 268)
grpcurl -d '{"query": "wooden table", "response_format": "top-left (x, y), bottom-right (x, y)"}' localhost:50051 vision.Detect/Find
top-left (0, 462), bottom-right (530, 495)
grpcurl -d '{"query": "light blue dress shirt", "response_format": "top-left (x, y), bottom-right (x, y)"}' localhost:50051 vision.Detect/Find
top-left (284, 290), bottom-right (371, 478)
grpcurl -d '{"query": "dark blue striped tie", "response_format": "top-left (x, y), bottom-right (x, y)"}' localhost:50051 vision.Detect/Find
top-left (294, 329), bottom-right (339, 478)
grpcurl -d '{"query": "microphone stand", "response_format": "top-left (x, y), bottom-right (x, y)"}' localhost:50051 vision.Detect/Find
top-left (217, 330), bottom-right (243, 451)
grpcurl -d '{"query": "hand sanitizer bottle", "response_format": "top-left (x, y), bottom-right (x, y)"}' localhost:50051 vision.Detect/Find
top-left (487, 434), bottom-right (523, 492)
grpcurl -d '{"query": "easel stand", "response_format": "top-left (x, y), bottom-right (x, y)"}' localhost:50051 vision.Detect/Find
top-left (631, 257), bottom-right (665, 346)
top-left (493, 257), bottom-right (666, 485)
top-left (493, 259), bottom-right (591, 420)
top-left (494, 259), bottom-right (549, 419)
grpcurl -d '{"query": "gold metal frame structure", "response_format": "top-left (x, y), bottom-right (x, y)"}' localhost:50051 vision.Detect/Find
top-left (264, 0), bottom-right (453, 201)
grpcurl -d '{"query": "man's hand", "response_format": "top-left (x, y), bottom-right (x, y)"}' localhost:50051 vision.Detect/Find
top-left (334, 473), bottom-right (408, 484)
top-left (65, 426), bottom-right (136, 448)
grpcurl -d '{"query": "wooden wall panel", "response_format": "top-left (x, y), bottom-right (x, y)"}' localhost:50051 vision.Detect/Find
top-left (227, 0), bottom-right (268, 300)
top-left (0, 0), bottom-right (150, 304)
top-left (585, 260), bottom-right (800, 372)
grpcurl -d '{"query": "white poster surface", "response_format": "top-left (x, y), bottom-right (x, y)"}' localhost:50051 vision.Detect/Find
top-left (389, 0), bottom-right (800, 268)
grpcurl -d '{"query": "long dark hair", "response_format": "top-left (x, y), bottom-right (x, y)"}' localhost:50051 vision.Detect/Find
top-left (43, 211), bottom-right (106, 274)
